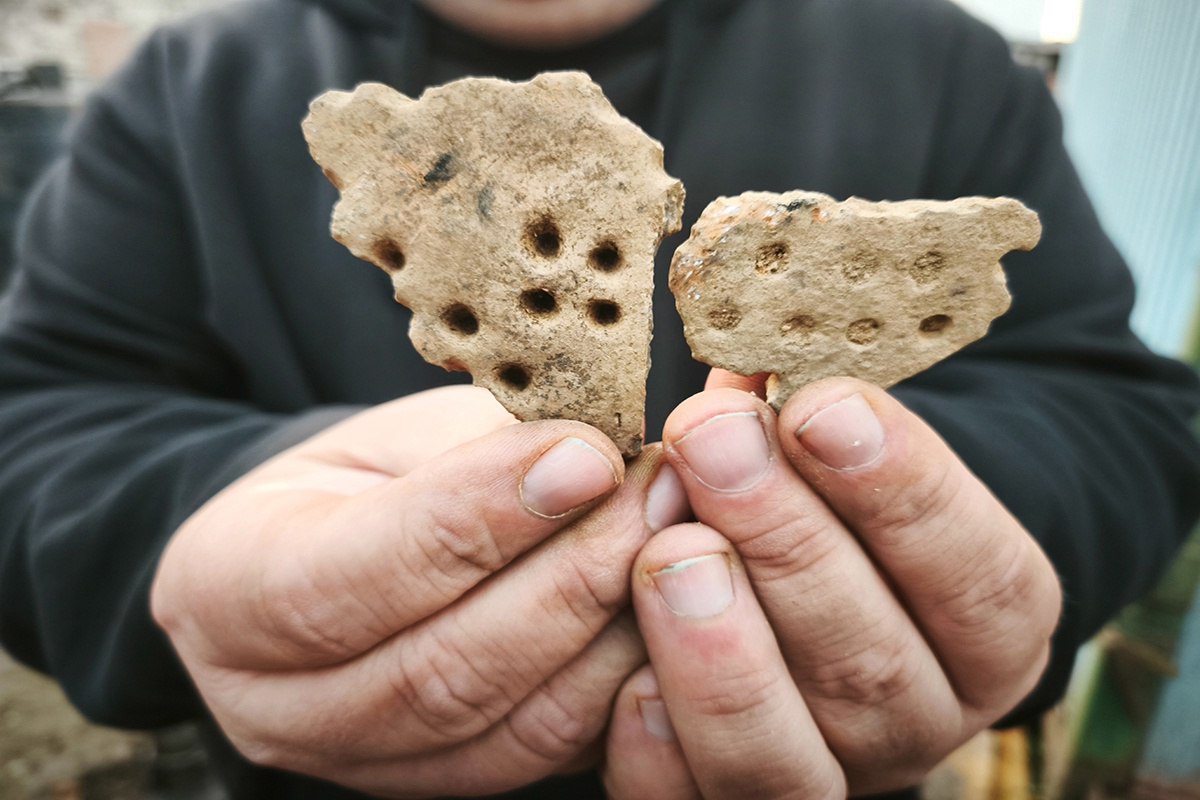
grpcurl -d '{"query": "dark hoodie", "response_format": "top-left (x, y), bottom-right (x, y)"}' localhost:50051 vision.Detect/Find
top-left (1, 0), bottom-right (1198, 797)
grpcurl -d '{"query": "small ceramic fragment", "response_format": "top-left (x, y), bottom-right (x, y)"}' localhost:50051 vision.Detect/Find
top-left (670, 190), bottom-right (1040, 408)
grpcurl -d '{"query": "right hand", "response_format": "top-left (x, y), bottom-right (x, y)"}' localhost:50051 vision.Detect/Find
top-left (150, 386), bottom-right (689, 797)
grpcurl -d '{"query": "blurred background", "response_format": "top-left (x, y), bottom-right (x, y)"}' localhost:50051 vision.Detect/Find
top-left (1, 0), bottom-right (1197, 798)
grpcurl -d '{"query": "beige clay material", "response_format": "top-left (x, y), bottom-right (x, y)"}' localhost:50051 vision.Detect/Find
top-left (304, 72), bottom-right (684, 455)
top-left (670, 191), bottom-right (1041, 409)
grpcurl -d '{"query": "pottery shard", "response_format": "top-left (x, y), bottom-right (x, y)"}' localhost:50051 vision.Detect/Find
top-left (670, 191), bottom-right (1041, 409)
top-left (303, 72), bottom-right (685, 455)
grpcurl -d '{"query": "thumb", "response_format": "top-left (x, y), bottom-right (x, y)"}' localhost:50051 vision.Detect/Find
top-left (154, 417), bottom-right (623, 671)
top-left (291, 384), bottom-right (518, 479)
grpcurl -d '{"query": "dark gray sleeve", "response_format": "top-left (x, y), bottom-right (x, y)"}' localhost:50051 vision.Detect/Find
top-left (0, 34), bottom-right (359, 728)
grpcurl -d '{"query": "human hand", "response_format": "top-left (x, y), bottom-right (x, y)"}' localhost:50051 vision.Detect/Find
top-left (151, 385), bottom-right (689, 797)
top-left (605, 378), bottom-right (1062, 798)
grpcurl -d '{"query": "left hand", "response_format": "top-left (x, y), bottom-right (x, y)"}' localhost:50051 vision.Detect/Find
top-left (604, 377), bottom-right (1062, 799)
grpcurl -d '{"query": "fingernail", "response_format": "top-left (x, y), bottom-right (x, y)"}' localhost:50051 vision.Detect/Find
top-left (521, 438), bottom-right (618, 518)
top-left (632, 668), bottom-right (676, 742)
top-left (673, 412), bottom-right (770, 492)
top-left (651, 553), bottom-right (734, 618)
top-left (645, 465), bottom-right (690, 533)
top-left (638, 697), bottom-right (676, 742)
top-left (796, 393), bottom-right (885, 470)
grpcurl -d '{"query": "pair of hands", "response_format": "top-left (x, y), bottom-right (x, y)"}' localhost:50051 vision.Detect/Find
top-left (151, 377), bottom-right (1062, 799)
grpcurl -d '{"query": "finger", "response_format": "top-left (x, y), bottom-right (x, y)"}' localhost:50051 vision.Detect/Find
top-left (344, 615), bottom-right (649, 797)
top-left (634, 523), bottom-right (846, 800)
top-left (778, 378), bottom-right (1062, 713)
top-left (212, 449), bottom-right (692, 761)
top-left (604, 665), bottom-right (700, 800)
top-left (704, 367), bottom-right (767, 398)
top-left (166, 419), bottom-right (624, 670)
top-left (233, 614), bottom-right (647, 796)
top-left (287, 385), bottom-right (518, 479)
top-left (661, 389), bottom-right (962, 791)
top-left (247, 386), bottom-right (519, 497)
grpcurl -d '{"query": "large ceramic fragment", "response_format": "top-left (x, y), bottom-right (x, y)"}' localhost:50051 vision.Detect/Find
top-left (304, 72), bottom-right (685, 455)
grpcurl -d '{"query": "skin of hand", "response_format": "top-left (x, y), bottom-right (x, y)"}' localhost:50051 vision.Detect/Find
top-left (604, 375), bottom-right (1063, 799)
top-left (150, 385), bottom-right (690, 798)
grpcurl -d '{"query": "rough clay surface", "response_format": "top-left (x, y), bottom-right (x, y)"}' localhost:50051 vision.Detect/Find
top-left (304, 71), bottom-right (684, 455)
top-left (670, 191), bottom-right (1041, 409)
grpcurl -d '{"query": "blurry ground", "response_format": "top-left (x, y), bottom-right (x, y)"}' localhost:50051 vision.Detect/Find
top-left (0, 649), bottom-right (154, 799)
top-left (0, 647), bottom-right (230, 800)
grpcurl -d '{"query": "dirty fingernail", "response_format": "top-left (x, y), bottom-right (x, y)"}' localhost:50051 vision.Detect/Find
top-left (796, 393), bottom-right (885, 470)
top-left (651, 553), bottom-right (734, 618)
top-left (521, 438), bottom-right (618, 518)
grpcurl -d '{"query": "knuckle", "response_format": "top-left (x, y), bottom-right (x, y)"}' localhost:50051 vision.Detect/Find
top-left (821, 679), bottom-right (959, 787)
top-left (259, 554), bottom-right (357, 659)
top-left (506, 688), bottom-right (594, 765)
top-left (945, 545), bottom-right (1063, 712)
top-left (807, 629), bottom-right (921, 709)
top-left (861, 464), bottom-right (960, 546)
top-left (688, 663), bottom-right (784, 721)
top-left (544, 555), bottom-right (625, 626)
top-left (392, 637), bottom-right (514, 741)
top-left (730, 512), bottom-right (839, 583)
top-left (942, 544), bottom-right (1045, 643)
top-left (397, 666), bottom-right (495, 740)
top-left (417, 503), bottom-right (508, 581)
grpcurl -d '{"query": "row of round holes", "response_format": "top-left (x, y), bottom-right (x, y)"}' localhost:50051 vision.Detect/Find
top-left (370, 215), bottom-right (622, 282)
top-left (442, 293), bottom-right (622, 336)
top-left (753, 242), bottom-right (950, 286)
top-left (711, 311), bottom-right (952, 338)
top-left (525, 217), bottom-right (623, 272)
top-left (373, 235), bottom-right (619, 274)
top-left (729, 313), bottom-right (952, 344)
